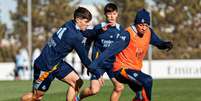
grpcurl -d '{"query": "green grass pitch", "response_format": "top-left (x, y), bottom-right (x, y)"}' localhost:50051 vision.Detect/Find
top-left (0, 79), bottom-right (201, 101)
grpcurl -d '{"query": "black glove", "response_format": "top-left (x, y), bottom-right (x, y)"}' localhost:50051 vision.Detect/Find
top-left (163, 41), bottom-right (173, 51)
top-left (157, 41), bottom-right (173, 51)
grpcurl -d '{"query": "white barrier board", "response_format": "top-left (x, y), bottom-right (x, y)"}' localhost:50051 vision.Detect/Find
top-left (1, 60), bottom-right (201, 80)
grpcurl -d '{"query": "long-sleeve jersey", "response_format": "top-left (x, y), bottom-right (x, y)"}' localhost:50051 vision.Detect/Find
top-left (35, 20), bottom-right (91, 71)
top-left (89, 25), bottom-right (169, 71)
top-left (83, 22), bottom-right (124, 69)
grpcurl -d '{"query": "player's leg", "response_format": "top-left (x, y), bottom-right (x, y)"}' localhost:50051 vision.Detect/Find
top-left (114, 69), bottom-right (137, 101)
top-left (56, 61), bottom-right (83, 101)
top-left (63, 71), bottom-right (82, 101)
top-left (125, 69), bottom-right (152, 101)
top-left (113, 68), bottom-right (148, 101)
top-left (79, 79), bottom-right (103, 100)
top-left (110, 78), bottom-right (124, 101)
top-left (79, 69), bottom-right (105, 100)
top-left (21, 64), bottom-right (55, 101)
top-left (106, 68), bottom-right (124, 101)
top-left (21, 90), bottom-right (45, 101)
top-left (137, 72), bottom-right (152, 101)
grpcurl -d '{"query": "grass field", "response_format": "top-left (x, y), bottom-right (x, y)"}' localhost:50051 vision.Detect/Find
top-left (0, 79), bottom-right (201, 101)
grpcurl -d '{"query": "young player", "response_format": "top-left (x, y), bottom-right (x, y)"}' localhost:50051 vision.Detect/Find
top-left (89, 8), bottom-right (173, 101)
top-left (77, 3), bottom-right (124, 101)
top-left (20, 7), bottom-right (103, 101)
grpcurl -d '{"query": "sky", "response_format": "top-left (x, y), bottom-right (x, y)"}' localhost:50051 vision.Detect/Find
top-left (79, 0), bottom-right (107, 5)
top-left (0, 0), bottom-right (16, 29)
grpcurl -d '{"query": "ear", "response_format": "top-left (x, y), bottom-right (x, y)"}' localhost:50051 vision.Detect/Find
top-left (75, 17), bottom-right (81, 23)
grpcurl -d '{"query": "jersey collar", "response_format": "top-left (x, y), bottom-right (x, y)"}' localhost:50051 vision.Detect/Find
top-left (130, 24), bottom-right (138, 34)
top-left (101, 22), bottom-right (121, 30)
top-left (75, 24), bottom-right (80, 30)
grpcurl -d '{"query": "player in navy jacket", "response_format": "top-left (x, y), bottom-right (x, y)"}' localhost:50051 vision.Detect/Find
top-left (78, 3), bottom-right (125, 101)
top-left (21, 7), bottom-right (102, 101)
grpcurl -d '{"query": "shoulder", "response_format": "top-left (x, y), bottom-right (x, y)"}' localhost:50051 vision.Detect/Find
top-left (149, 27), bottom-right (154, 34)
top-left (149, 27), bottom-right (158, 37)
top-left (119, 31), bottom-right (130, 42)
top-left (94, 22), bottom-right (105, 30)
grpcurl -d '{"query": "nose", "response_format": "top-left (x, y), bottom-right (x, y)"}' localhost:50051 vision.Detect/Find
top-left (111, 15), bottom-right (114, 18)
top-left (142, 25), bottom-right (147, 31)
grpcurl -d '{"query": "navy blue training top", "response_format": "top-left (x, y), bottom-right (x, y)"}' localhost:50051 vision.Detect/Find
top-left (83, 22), bottom-right (124, 69)
top-left (35, 20), bottom-right (91, 71)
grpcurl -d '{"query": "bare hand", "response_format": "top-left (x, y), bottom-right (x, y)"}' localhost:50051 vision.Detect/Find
top-left (97, 76), bottom-right (104, 87)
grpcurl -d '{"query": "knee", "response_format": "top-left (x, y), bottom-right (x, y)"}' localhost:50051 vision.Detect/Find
top-left (32, 92), bottom-right (44, 101)
top-left (32, 95), bottom-right (43, 101)
top-left (21, 92), bottom-right (43, 101)
top-left (91, 86), bottom-right (101, 95)
top-left (114, 84), bottom-right (124, 92)
top-left (21, 92), bottom-right (33, 101)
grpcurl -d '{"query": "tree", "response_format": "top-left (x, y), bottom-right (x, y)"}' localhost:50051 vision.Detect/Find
top-left (10, 0), bottom-right (74, 61)
top-left (101, 0), bottom-right (201, 59)
top-left (0, 23), bottom-right (6, 41)
top-left (0, 22), bottom-right (16, 62)
top-left (152, 0), bottom-right (201, 59)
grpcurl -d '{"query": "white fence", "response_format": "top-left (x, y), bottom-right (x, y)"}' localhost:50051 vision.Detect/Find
top-left (142, 60), bottom-right (201, 79)
top-left (0, 63), bottom-right (15, 80)
top-left (1, 59), bottom-right (201, 80)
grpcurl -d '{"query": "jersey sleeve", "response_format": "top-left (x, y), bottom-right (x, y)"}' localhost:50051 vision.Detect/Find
top-left (85, 38), bottom-right (93, 55)
top-left (150, 28), bottom-right (167, 49)
top-left (72, 36), bottom-right (91, 67)
top-left (82, 24), bottom-right (104, 55)
top-left (89, 31), bottom-right (130, 68)
top-left (82, 24), bottom-right (103, 39)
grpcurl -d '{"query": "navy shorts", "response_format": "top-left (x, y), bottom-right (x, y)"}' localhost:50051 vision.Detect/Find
top-left (91, 67), bottom-right (114, 80)
top-left (114, 69), bottom-right (153, 90)
top-left (114, 68), bottom-right (153, 100)
top-left (33, 61), bottom-right (74, 91)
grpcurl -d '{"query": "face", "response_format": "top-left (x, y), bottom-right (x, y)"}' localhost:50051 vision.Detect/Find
top-left (105, 11), bottom-right (118, 24)
top-left (136, 23), bottom-right (149, 36)
top-left (75, 18), bottom-right (91, 31)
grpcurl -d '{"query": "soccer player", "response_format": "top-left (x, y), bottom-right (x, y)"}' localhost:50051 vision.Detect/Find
top-left (89, 8), bottom-right (173, 101)
top-left (77, 3), bottom-right (124, 101)
top-left (20, 7), bottom-right (102, 101)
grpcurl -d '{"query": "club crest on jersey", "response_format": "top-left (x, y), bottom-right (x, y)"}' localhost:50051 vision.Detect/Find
top-left (81, 37), bottom-right (87, 44)
top-left (141, 19), bottom-right (145, 23)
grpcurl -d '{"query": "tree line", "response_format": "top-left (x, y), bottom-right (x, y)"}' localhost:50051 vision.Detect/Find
top-left (0, 0), bottom-right (200, 62)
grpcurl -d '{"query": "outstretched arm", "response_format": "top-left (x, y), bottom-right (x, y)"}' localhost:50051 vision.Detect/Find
top-left (89, 31), bottom-right (130, 68)
top-left (150, 28), bottom-right (173, 51)
top-left (72, 37), bottom-right (101, 78)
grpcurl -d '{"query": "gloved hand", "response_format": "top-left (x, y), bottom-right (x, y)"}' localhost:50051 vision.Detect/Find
top-left (163, 41), bottom-right (173, 51)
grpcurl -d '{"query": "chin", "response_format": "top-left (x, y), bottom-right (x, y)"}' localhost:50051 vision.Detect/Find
top-left (138, 32), bottom-right (144, 37)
